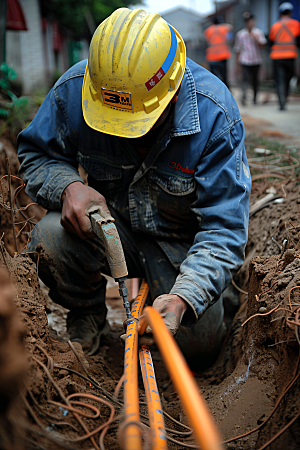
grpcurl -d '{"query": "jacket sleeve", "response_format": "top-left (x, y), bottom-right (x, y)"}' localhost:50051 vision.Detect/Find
top-left (257, 29), bottom-right (267, 45)
top-left (269, 24), bottom-right (276, 43)
top-left (17, 87), bottom-right (84, 210)
top-left (170, 118), bottom-right (251, 325)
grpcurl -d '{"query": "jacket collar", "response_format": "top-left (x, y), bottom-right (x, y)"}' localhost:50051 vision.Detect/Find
top-left (170, 62), bottom-right (201, 137)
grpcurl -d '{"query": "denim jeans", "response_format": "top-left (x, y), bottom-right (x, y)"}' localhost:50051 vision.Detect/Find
top-left (273, 59), bottom-right (295, 110)
top-left (241, 64), bottom-right (260, 103)
top-left (28, 209), bottom-right (226, 370)
top-left (209, 60), bottom-right (229, 88)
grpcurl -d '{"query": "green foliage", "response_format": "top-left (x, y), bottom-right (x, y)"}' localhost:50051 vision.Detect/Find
top-left (41, 0), bottom-right (143, 40)
top-left (0, 108), bottom-right (9, 119)
top-left (0, 63), bottom-right (32, 136)
top-left (0, 63), bottom-right (18, 102)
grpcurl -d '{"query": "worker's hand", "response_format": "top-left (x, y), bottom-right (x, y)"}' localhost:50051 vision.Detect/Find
top-left (140, 294), bottom-right (188, 345)
top-left (61, 181), bottom-right (111, 240)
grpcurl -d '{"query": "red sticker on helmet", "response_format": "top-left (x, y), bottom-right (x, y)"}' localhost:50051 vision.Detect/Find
top-left (145, 24), bottom-right (177, 91)
top-left (145, 68), bottom-right (165, 91)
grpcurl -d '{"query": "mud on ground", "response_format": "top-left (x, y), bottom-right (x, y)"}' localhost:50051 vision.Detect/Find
top-left (0, 128), bottom-right (300, 449)
top-left (0, 178), bottom-right (298, 450)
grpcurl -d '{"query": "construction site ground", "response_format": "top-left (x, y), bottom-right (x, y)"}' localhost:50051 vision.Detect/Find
top-left (0, 87), bottom-right (300, 450)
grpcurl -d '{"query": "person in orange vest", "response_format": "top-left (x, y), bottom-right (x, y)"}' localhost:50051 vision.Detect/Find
top-left (269, 2), bottom-right (300, 110)
top-left (234, 12), bottom-right (267, 105)
top-left (204, 16), bottom-right (233, 88)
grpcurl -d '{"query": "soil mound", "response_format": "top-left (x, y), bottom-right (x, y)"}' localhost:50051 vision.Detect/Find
top-left (0, 131), bottom-right (299, 449)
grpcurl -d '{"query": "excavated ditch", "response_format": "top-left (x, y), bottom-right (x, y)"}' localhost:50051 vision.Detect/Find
top-left (0, 135), bottom-right (299, 449)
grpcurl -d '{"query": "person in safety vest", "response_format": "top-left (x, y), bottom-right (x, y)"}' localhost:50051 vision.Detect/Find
top-left (234, 12), bottom-right (267, 105)
top-left (204, 16), bottom-right (233, 88)
top-left (269, 2), bottom-right (300, 110)
top-left (17, 9), bottom-right (251, 370)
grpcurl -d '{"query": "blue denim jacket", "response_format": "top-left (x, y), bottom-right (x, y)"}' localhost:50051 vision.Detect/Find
top-left (18, 58), bottom-right (251, 324)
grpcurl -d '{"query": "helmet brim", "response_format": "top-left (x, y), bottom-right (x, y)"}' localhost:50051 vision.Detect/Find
top-left (82, 62), bottom-right (180, 138)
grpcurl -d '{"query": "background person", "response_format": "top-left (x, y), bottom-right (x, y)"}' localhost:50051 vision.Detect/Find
top-left (269, 2), bottom-right (300, 110)
top-left (234, 12), bottom-right (267, 105)
top-left (204, 16), bottom-right (233, 88)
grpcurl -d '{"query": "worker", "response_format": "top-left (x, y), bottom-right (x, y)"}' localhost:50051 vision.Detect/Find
top-left (269, 2), bottom-right (300, 110)
top-left (17, 8), bottom-right (251, 370)
top-left (204, 16), bottom-right (233, 88)
top-left (234, 12), bottom-right (267, 105)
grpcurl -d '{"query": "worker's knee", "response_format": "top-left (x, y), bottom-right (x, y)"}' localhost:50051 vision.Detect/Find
top-left (28, 211), bottom-right (66, 259)
top-left (28, 211), bottom-right (108, 276)
top-left (176, 296), bottom-right (226, 371)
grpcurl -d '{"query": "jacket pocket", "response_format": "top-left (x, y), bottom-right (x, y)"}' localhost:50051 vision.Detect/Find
top-left (150, 170), bottom-right (196, 196)
top-left (150, 170), bottom-right (197, 228)
top-left (78, 153), bottom-right (122, 198)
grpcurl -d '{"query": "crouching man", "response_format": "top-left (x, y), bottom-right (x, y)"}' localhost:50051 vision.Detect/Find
top-left (17, 8), bottom-right (251, 369)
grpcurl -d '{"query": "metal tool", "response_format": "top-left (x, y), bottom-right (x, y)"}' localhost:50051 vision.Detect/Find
top-left (88, 207), bottom-right (132, 319)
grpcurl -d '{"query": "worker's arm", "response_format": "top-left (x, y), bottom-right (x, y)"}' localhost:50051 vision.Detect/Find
top-left (250, 28), bottom-right (267, 46)
top-left (17, 80), bottom-right (110, 239)
top-left (236, 52), bottom-right (241, 72)
top-left (204, 28), bottom-right (209, 42)
top-left (268, 24), bottom-right (276, 47)
top-left (226, 24), bottom-right (234, 42)
top-left (61, 181), bottom-right (110, 240)
top-left (296, 21), bottom-right (300, 47)
top-left (233, 33), bottom-right (242, 73)
top-left (168, 117), bottom-right (250, 326)
top-left (17, 87), bottom-right (84, 211)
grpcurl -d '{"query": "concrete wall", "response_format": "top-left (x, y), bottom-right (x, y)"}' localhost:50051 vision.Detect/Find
top-left (14, 0), bottom-right (44, 93)
top-left (6, 30), bottom-right (22, 76)
top-left (6, 0), bottom-right (89, 94)
top-left (161, 8), bottom-right (205, 65)
top-left (251, 0), bottom-right (279, 33)
top-left (161, 8), bottom-right (203, 42)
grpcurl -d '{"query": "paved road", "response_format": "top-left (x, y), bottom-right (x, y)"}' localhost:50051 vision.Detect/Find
top-left (231, 88), bottom-right (300, 147)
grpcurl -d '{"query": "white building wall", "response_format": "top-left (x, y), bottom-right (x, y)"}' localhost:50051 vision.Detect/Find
top-left (46, 22), bottom-right (55, 76)
top-left (18, 0), bottom-right (45, 93)
top-left (250, 0), bottom-right (280, 32)
top-left (6, 31), bottom-right (22, 76)
top-left (251, 0), bottom-right (269, 32)
top-left (161, 8), bottom-right (203, 43)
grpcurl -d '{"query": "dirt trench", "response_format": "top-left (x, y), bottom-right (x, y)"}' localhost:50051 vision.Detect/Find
top-left (0, 179), bottom-right (298, 450)
top-left (0, 131), bottom-right (299, 449)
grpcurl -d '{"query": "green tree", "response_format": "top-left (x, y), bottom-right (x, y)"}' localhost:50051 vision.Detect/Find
top-left (41, 0), bottom-right (143, 40)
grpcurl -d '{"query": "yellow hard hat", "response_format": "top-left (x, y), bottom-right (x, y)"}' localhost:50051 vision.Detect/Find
top-left (82, 8), bottom-right (186, 138)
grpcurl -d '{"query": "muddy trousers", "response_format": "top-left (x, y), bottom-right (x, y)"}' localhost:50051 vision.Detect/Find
top-left (28, 210), bottom-right (226, 370)
top-left (273, 59), bottom-right (295, 110)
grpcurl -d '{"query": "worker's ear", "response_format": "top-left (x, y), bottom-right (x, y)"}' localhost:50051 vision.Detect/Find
top-left (171, 85), bottom-right (181, 104)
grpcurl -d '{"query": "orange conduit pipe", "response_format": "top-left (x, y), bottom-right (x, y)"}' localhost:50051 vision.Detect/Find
top-left (123, 280), bottom-right (149, 450)
top-left (139, 344), bottom-right (167, 450)
top-left (124, 281), bottom-right (167, 449)
top-left (139, 307), bottom-right (223, 450)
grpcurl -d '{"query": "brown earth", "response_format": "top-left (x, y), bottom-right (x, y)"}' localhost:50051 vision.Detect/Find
top-left (0, 179), bottom-right (298, 450)
top-left (0, 137), bottom-right (46, 257)
top-left (242, 115), bottom-right (295, 142)
top-left (0, 137), bottom-right (299, 449)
